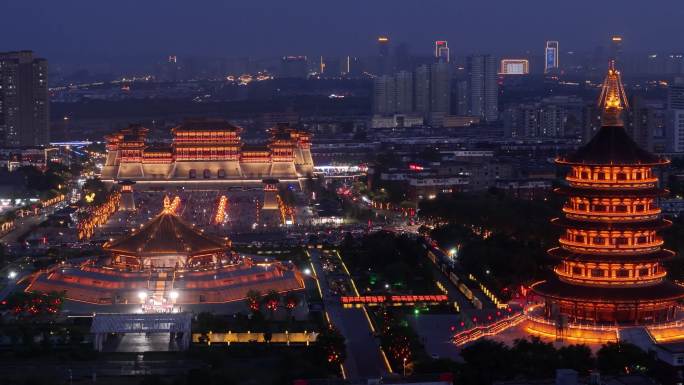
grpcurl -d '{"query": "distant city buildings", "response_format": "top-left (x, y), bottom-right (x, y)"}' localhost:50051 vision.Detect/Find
top-left (0, 51), bottom-right (49, 147)
top-left (279, 56), bottom-right (309, 79)
top-left (628, 96), bottom-right (667, 153)
top-left (157, 55), bottom-right (182, 82)
top-left (466, 54), bottom-right (499, 122)
top-left (545, 41), bottom-right (560, 73)
top-left (372, 62), bottom-right (451, 125)
top-left (503, 96), bottom-right (586, 138)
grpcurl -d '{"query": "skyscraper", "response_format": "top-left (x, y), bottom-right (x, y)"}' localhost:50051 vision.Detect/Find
top-left (467, 54), bottom-right (499, 121)
top-left (372, 71), bottom-right (414, 115)
top-left (414, 65), bottom-right (431, 115)
top-left (394, 71), bottom-right (414, 114)
top-left (435, 41), bottom-right (449, 63)
top-left (372, 75), bottom-right (396, 115)
top-left (430, 62), bottom-right (451, 115)
top-left (545, 41), bottom-right (560, 73)
top-left (610, 36), bottom-right (623, 65)
top-left (666, 77), bottom-right (684, 152)
top-left (377, 36), bottom-right (392, 75)
top-left (0, 51), bottom-right (49, 147)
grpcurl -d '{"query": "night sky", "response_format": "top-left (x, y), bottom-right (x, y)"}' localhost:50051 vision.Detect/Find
top-left (2, 0), bottom-right (683, 67)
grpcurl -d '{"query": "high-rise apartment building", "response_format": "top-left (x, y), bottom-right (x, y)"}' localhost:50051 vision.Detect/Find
top-left (503, 96), bottom-right (585, 138)
top-left (377, 36), bottom-right (392, 75)
top-left (545, 41), bottom-right (559, 73)
top-left (610, 36), bottom-right (623, 64)
top-left (411, 63), bottom-right (452, 119)
top-left (372, 75), bottom-right (396, 115)
top-left (0, 51), bottom-right (49, 147)
top-left (394, 71), bottom-right (414, 114)
top-left (666, 77), bottom-right (684, 152)
top-left (430, 62), bottom-right (451, 115)
top-left (372, 71), bottom-right (414, 115)
top-left (467, 54), bottom-right (498, 121)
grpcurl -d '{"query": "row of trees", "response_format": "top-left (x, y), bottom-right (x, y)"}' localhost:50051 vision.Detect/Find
top-left (339, 231), bottom-right (436, 293)
top-left (245, 289), bottom-right (299, 320)
top-left (421, 192), bottom-right (563, 299)
top-left (424, 337), bottom-right (674, 385)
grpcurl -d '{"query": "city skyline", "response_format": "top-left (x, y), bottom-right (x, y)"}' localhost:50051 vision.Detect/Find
top-left (2, 0), bottom-right (684, 69)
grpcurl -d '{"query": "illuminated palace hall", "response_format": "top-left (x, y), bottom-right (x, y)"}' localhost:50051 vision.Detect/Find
top-left (101, 119), bottom-right (314, 182)
top-left (529, 62), bottom-right (684, 331)
top-left (28, 197), bottom-right (304, 307)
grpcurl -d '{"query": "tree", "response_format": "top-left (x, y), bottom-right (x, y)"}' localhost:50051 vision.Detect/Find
top-left (262, 290), bottom-right (281, 319)
top-left (597, 342), bottom-right (654, 374)
top-left (1, 290), bottom-right (64, 320)
top-left (245, 290), bottom-right (262, 314)
top-left (459, 339), bottom-right (514, 385)
top-left (557, 344), bottom-right (594, 374)
top-left (284, 292), bottom-right (299, 322)
top-left (316, 326), bottom-right (347, 369)
top-left (511, 337), bottom-right (558, 379)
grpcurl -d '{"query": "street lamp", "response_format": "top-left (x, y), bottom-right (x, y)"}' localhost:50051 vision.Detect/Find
top-left (303, 268), bottom-right (312, 276)
top-left (403, 357), bottom-right (407, 377)
top-left (7, 271), bottom-right (17, 280)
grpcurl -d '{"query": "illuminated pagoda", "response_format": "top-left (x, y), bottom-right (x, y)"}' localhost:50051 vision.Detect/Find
top-left (101, 119), bottom-right (313, 182)
top-left (532, 62), bottom-right (684, 324)
top-left (28, 197), bottom-right (304, 306)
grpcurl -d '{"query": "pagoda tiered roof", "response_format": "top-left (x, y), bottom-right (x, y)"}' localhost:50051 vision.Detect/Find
top-left (551, 217), bottom-right (672, 231)
top-left (533, 277), bottom-right (684, 303)
top-left (547, 247), bottom-right (676, 263)
top-left (555, 186), bottom-right (669, 198)
top-left (557, 125), bottom-right (667, 166)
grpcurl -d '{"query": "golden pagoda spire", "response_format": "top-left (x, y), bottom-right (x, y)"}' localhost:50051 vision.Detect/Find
top-left (598, 60), bottom-right (629, 126)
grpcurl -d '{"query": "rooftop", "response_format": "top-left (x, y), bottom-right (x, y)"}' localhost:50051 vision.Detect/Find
top-left (103, 205), bottom-right (228, 257)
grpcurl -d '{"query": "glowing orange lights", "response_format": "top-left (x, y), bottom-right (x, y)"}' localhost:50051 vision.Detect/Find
top-left (77, 192), bottom-right (121, 240)
top-left (598, 60), bottom-right (629, 125)
top-left (214, 195), bottom-right (228, 224)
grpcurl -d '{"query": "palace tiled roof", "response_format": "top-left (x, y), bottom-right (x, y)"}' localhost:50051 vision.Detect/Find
top-left (104, 210), bottom-right (228, 256)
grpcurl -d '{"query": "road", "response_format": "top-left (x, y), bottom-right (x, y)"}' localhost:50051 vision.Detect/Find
top-left (309, 249), bottom-right (389, 380)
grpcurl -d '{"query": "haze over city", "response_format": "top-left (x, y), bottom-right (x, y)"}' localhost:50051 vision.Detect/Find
top-left (3, 0), bottom-right (684, 69)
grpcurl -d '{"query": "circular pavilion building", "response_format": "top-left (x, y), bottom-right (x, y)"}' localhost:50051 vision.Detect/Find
top-left (532, 63), bottom-right (684, 325)
top-left (28, 197), bottom-right (304, 307)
